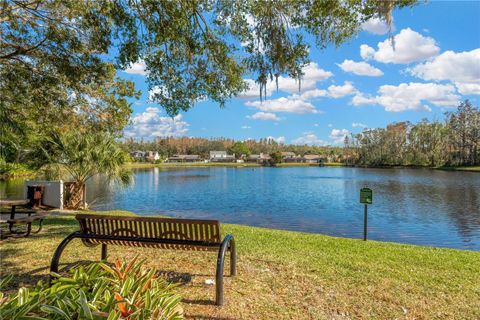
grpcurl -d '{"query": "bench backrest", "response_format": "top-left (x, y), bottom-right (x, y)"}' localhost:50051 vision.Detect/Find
top-left (75, 214), bottom-right (222, 248)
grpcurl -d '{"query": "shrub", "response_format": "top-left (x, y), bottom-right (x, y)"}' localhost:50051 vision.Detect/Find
top-left (0, 257), bottom-right (183, 319)
top-left (0, 159), bottom-right (32, 176)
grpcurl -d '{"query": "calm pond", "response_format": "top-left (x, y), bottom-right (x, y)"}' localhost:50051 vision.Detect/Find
top-left (1, 167), bottom-right (479, 250)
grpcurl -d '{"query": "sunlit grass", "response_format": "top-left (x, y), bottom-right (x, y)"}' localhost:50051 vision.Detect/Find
top-left (452, 166), bottom-right (480, 172)
top-left (1, 211), bottom-right (479, 319)
top-left (438, 166), bottom-right (480, 172)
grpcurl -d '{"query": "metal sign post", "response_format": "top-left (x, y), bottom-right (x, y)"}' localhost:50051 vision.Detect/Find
top-left (360, 187), bottom-right (373, 241)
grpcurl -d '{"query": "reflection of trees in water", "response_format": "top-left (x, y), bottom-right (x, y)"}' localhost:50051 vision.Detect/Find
top-left (86, 175), bottom-right (116, 208)
top-left (344, 169), bottom-right (480, 247)
top-left (444, 186), bottom-right (480, 241)
top-left (7, 168), bottom-right (477, 248)
top-left (0, 178), bottom-right (24, 199)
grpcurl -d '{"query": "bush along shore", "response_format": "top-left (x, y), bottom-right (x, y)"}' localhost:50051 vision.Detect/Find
top-left (1, 211), bottom-right (479, 319)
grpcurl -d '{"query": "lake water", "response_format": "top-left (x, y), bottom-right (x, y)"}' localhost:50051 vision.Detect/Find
top-left (1, 167), bottom-right (479, 250)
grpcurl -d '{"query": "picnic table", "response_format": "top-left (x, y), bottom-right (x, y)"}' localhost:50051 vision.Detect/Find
top-left (0, 199), bottom-right (46, 238)
top-left (0, 199), bottom-right (31, 219)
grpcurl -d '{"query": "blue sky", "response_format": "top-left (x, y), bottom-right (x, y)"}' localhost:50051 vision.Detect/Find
top-left (119, 1), bottom-right (480, 146)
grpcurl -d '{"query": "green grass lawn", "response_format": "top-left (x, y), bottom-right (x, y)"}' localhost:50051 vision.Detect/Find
top-left (1, 211), bottom-right (479, 319)
top-left (448, 166), bottom-right (480, 172)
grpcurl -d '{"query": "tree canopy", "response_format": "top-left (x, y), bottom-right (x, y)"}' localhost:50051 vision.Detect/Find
top-left (34, 130), bottom-right (132, 208)
top-left (347, 100), bottom-right (480, 167)
top-left (1, 0), bottom-right (417, 162)
top-left (1, 0), bottom-right (418, 113)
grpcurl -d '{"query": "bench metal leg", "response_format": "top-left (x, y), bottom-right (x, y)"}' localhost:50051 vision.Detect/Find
top-left (50, 232), bottom-right (81, 282)
top-left (8, 222), bottom-right (32, 238)
top-left (31, 219), bottom-right (44, 234)
top-left (101, 244), bottom-right (107, 261)
top-left (230, 237), bottom-right (237, 277)
top-left (215, 234), bottom-right (236, 306)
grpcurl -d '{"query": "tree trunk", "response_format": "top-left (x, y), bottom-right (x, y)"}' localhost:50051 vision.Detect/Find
top-left (65, 182), bottom-right (85, 209)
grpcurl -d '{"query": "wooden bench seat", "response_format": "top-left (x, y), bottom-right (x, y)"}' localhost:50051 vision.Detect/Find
top-left (50, 214), bottom-right (236, 305)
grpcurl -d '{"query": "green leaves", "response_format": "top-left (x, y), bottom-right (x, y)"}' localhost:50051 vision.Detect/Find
top-left (350, 100), bottom-right (480, 167)
top-left (0, 257), bottom-right (183, 319)
top-left (1, 0), bottom-right (418, 118)
top-left (32, 130), bottom-right (132, 208)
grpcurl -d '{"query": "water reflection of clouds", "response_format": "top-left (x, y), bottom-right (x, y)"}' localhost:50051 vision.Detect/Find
top-left (1, 167), bottom-right (479, 250)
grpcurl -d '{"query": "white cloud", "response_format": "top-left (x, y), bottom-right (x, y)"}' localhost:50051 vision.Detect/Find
top-left (327, 81), bottom-right (357, 98)
top-left (409, 49), bottom-right (480, 95)
top-left (364, 28), bottom-right (440, 64)
top-left (351, 93), bottom-right (377, 106)
top-left (361, 17), bottom-right (394, 35)
top-left (302, 62), bottom-right (334, 82)
top-left (360, 44), bottom-right (376, 60)
top-left (337, 59), bottom-right (384, 77)
top-left (237, 79), bottom-right (264, 99)
top-left (456, 83), bottom-right (480, 95)
top-left (124, 59), bottom-right (147, 75)
top-left (329, 129), bottom-right (350, 144)
top-left (245, 97), bottom-right (317, 114)
top-left (148, 86), bottom-right (169, 101)
top-left (352, 122), bottom-right (368, 128)
top-left (238, 62), bottom-right (333, 98)
top-left (266, 136), bottom-right (286, 144)
top-left (241, 125), bottom-right (251, 129)
top-left (247, 112), bottom-right (281, 121)
top-left (352, 82), bottom-right (460, 112)
top-left (292, 133), bottom-right (328, 146)
top-left (299, 88), bottom-right (328, 100)
top-left (124, 107), bottom-right (189, 138)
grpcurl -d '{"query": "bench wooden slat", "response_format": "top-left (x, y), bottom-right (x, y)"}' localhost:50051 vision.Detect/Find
top-left (75, 214), bottom-right (221, 251)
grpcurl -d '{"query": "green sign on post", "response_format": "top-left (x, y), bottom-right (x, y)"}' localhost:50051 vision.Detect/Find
top-left (360, 187), bottom-right (373, 204)
top-left (360, 187), bottom-right (373, 241)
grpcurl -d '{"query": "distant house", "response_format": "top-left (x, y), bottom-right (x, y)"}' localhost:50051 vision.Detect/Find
top-left (303, 154), bottom-right (323, 164)
top-left (131, 151), bottom-right (159, 162)
top-left (281, 151), bottom-right (295, 159)
top-left (130, 150), bottom-right (146, 159)
top-left (259, 153), bottom-right (271, 164)
top-left (145, 151), bottom-right (160, 162)
top-left (246, 154), bottom-right (260, 163)
top-left (247, 153), bottom-right (271, 164)
top-left (167, 154), bottom-right (201, 163)
top-left (281, 151), bottom-right (302, 163)
top-left (209, 151), bottom-right (235, 162)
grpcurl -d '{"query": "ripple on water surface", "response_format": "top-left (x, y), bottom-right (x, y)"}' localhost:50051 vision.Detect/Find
top-left (1, 167), bottom-right (479, 250)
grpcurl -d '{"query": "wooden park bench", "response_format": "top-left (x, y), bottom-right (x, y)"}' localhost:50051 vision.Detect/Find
top-left (50, 214), bottom-right (237, 305)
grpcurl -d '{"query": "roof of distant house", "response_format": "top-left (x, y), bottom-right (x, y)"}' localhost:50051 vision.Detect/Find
top-left (303, 154), bottom-right (321, 160)
top-left (169, 154), bottom-right (200, 160)
top-left (281, 152), bottom-right (296, 157)
top-left (210, 150), bottom-right (227, 155)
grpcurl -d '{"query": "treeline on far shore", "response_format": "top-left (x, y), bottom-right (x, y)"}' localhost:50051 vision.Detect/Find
top-left (123, 100), bottom-right (479, 169)
top-left (345, 100), bottom-right (479, 167)
top-left (122, 137), bottom-right (345, 162)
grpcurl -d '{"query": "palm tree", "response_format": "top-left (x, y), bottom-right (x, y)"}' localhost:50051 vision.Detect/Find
top-left (36, 131), bottom-right (132, 209)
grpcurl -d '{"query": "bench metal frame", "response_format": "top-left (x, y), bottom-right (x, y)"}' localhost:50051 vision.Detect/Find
top-left (50, 215), bottom-right (236, 305)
